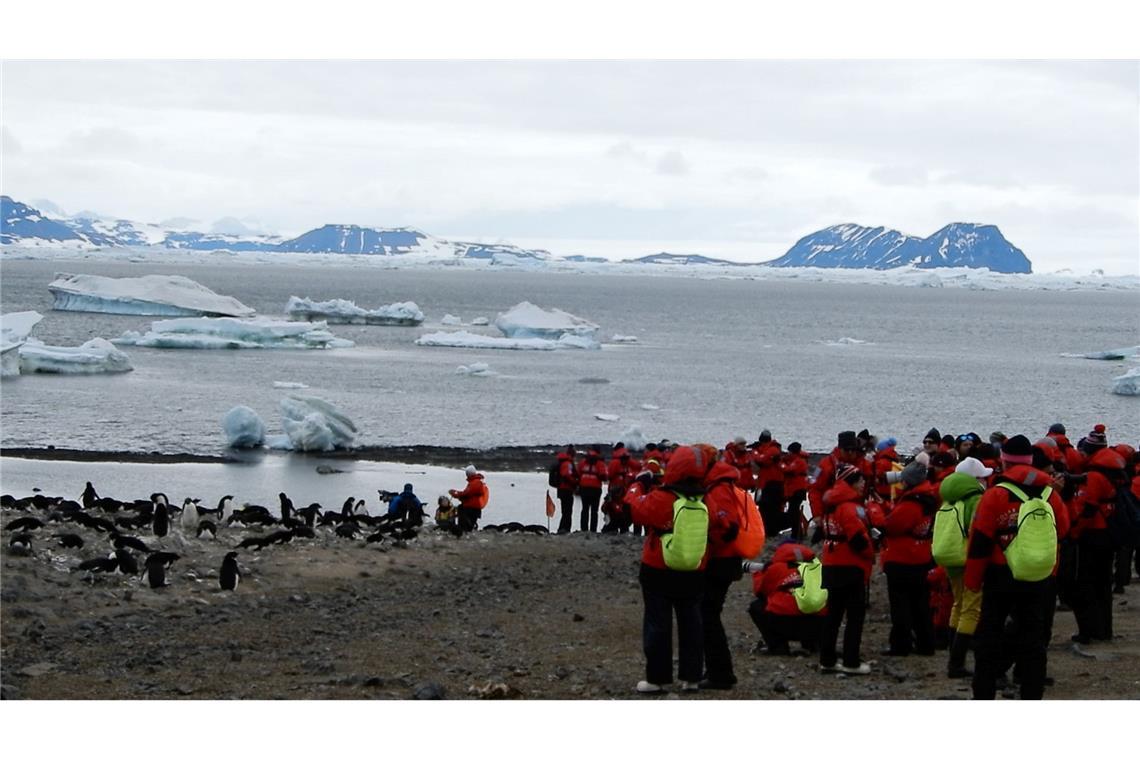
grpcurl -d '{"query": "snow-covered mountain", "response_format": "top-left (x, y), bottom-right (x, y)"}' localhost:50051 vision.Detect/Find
top-left (767, 223), bottom-right (1032, 273)
top-left (1, 197), bottom-right (90, 245)
top-left (623, 252), bottom-right (745, 266)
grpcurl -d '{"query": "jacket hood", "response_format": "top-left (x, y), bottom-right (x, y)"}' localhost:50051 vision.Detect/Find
top-left (703, 461), bottom-right (740, 488)
top-left (467, 472), bottom-right (485, 482)
top-left (663, 445), bottom-right (715, 487)
top-left (822, 479), bottom-right (862, 509)
top-left (939, 472), bottom-right (985, 504)
top-left (771, 542), bottom-right (816, 565)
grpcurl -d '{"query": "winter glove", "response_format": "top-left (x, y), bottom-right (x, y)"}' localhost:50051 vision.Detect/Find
top-left (723, 523), bottom-right (740, 543)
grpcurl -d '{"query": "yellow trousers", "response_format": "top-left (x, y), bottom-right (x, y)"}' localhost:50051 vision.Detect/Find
top-left (949, 572), bottom-right (982, 636)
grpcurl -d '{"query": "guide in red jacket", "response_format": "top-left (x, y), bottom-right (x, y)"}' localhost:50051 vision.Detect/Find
top-left (723, 436), bottom-right (756, 491)
top-left (1068, 446), bottom-right (1126, 643)
top-left (754, 431), bottom-right (785, 534)
top-left (881, 460), bottom-right (938, 657)
top-left (553, 447), bottom-right (578, 534)
top-left (817, 465), bottom-right (874, 674)
top-left (781, 442), bottom-right (811, 539)
top-left (809, 430), bottom-right (869, 521)
top-left (699, 460), bottom-right (746, 690)
top-left (630, 444), bottom-right (716, 694)
top-left (749, 542), bottom-right (825, 655)
top-left (577, 447), bottom-right (608, 533)
top-left (448, 465), bottom-right (488, 533)
top-left (965, 435), bottom-right (1067, 701)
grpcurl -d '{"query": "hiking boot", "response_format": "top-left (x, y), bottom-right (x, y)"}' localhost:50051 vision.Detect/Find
top-left (837, 662), bottom-right (872, 675)
top-left (636, 681), bottom-right (666, 695)
top-left (947, 632), bottom-right (973, 678)
top-left (819, 662), bottom-right (840, 673)
top-left (698, 679), bottom-right (735, 691)
top-left (679, 681), bottom-right (701, 692)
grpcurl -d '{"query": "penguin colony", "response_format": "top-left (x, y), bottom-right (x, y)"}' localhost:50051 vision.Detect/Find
top-left (2, 482), bottom-right (550, 592)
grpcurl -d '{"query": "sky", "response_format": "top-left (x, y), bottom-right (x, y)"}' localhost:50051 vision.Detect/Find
top-left (3, 60), bottom-right (1138, 273)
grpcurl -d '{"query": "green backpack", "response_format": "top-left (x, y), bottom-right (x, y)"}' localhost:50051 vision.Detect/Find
top-left (792, 557), bottom-right (828, 614)
top-left (661, 494), bottom-right (709, 571)
top-left (932, 499), bottom-right (969, 568)
top-left (998, 483), bottom-right (1057, 582)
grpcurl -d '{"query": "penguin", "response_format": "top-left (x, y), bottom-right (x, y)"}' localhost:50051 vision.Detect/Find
top-left (112, 533), bottom-right (154, 554)
top-left (143, 552), bottom-right (177, 588)
top-left (219, 552), bottom-right (240, 591)
top-left (179, 497), bottom-right (199, 534)
top-left (152, 496), bottom-right (169, 538)
top-left (73, 512), bottom-right (116, 533)
top-left (78, 552), bottom-right (120, 574)
top-left (114, 548), bottom-right (139, 575)
top-left (353, 499), bottom-right (368, 517)
top-left (335, 522), bottom-right (361, 539)
top-left (297, 503), bottom-right (322, 528)
top-left (235, 535), bottom-right (272, 551)
top-left (146, 550), bottom-right (180, 568)
top-left (289, 525), bottom-right (315, 540)
top-left (81, 481), bottom-right (99, 510)
top-left (5, 516), bottom-right (45, 532)
top-left (197, 520), bottom-right (217, 539)
top-left (278, 492), bottom-right (294, 523)
top-left (8, 531), bottom-right (33, 555)
top-left (216, 495), bottom-right (235, 522)
top-left (55, 532), bottom-right (85, 549)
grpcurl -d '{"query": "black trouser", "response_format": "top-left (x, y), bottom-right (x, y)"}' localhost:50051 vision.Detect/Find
top-left (1114, 546), bottom-right (1134, 588)
top-left (579, 487), bottom-right (602, 533)
top-left (556, 489), bottom-right (575, 533)
top-left (787, 489), bottom-right (807, 540)
top-left (639, 563), bottom-right (703, 685)
top-left (885, 562), bottom-right (935, 655)
top-left (748, 599), bottom-right (822, 653)
top-left (973, 565), bottom-right (1048, 700)
top-left (1005, 576), bottom-right (1058, 684)
top-left (819, 564), bottom-right (867, 669)
top-left (1072, 539), bottom-right (1114, 640)
top-left (700, 557), bottom-right (741, 684)
top-left (758, 481), bottom-right (785, 535)
top-left (457, 506), bottom-right (481, 533)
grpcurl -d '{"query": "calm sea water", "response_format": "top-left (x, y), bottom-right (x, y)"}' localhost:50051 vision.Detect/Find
top-left (2, 258), bottom-right (1138, 456)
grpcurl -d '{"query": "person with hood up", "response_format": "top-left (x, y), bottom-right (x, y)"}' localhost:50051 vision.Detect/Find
top-left (1046, 423), bottom-right (1087, 476)
top-left (965, 434), bottom-right (1068, 700)
top-left (881, 458), bottom-right (938, 657)
top-left (553, 446), bottom-right (579, 534)
top-left (577, 447), bottom-right (608, 533)
top-left (818, 464), bottom-right (875, 674)
top-left (389, 483), bottom-right (426, 527)
top-left (1069, 445), bottom-right (1127, 643)
top-left (749, 541), bottom-right (825, 655)
top-left (872, 437), bottom-right (902, 504)
top-left (938, 460), bottom-right (991, 678)
top-left (449, 465), bottom-right (488, 533)
top-left (631, 444), bottom-right (717, 694)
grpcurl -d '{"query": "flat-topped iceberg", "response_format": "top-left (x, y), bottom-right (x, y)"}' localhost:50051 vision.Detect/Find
top-left (284, 296), bottom-right (424, 326)
top-left (113, 317), bottom-right (354, 350)
top-left (493, 301), bottom-right (600, 340)
top-left (416, 330), bottom-right (599, 351)
top-left (17, 337), bottom-right (133, 374)
top-left (279, 395), bottom-right (357, 451)
top-left (1112, 366), bottom-right (1140, 396)
top-left (48, 272), bottom-right (255, 317)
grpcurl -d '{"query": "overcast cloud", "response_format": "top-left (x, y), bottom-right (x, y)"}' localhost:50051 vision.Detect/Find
top-left (2, 60), bottom-right (1136, 272)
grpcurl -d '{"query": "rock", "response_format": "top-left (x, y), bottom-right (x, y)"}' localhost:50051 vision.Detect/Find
top-left (176, 685), bottom-right (195, 696)
top-left (0, 683), bottom-right (21, 700)
top-left (468, 681), bottom-right (523, 699)
top-left (364, 676), bottom-right (385, 688)
top-left (553, 666), bottom-right (570, 680)
top-left (18, 662), bottom-right (57, 678)
top-left (882, 664), bottom-right (912, 683)
top-left (773, 680), bottom-right (790, 694)
top-left (412, 681), bottom-right (446, 700)
top-left (572, 613), bottom-right (585, 622)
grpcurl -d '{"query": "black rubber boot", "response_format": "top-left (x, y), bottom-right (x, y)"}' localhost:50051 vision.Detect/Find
top-left (947, 632), bottom-right (973, 678)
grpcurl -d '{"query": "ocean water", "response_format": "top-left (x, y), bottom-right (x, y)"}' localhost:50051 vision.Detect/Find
top-left (1, 258), bottom-right (1138, 457)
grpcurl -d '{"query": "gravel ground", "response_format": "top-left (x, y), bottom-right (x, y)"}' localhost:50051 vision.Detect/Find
top-left (3, 512), bottom-right (1139, 700)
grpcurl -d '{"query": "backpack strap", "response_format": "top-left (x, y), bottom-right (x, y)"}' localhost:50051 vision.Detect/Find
top-left (998, 482), bottom-right (1053, 503)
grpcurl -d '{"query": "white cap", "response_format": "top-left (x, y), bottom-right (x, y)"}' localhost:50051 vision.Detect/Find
top-left (733, 436), bottom-right (747, 446)
top-left (465, 465), bottom-right (477, 476)
top-left (955, 456), bottom-right (993, 479)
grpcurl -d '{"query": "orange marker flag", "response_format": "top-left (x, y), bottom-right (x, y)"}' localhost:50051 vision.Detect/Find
top-left (545, 491), bottom-right (557, 518)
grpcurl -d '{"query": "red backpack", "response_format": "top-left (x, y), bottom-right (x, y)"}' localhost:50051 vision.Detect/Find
top-left (728, 486), bottom-right (766, 559)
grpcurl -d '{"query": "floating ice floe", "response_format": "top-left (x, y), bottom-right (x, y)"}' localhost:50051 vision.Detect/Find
top-left (821, 337), bottom-right (872, 346)
top-left (456, 362), bottom-right (497, 377)
top-left (415, 330), bottom-right (598, 351)
top-left (113, 317), bottom-right (354, 350)
top-left (470, 317), bottom-right (490, 326)
top-left (595, 413), bottom-right (621, 422)
top-left (1060, 346), bottom-right (1140, 361)
top-left (48, 272), bottom-right (254, 317)
top-left (493, 301), bottom-right (600, 340)
top-left (17, 337), bottom-right (133, 374)
top-left (223, 405), bottom-right (267, 448)
top-left (639, 403), bottom-right (660, 411)
top-left (1112, 367), bottom-right (1140, 396)
top-left (278, 395), bottom-right (358, 451)
top-left (611, 334), bottom-right (639, 343)
top-left (273, 381), bottom-right (310, 389)
top-left (284, 296), bottom-right (424, 326)
top-left (441, 314), bottom-right (463, 326)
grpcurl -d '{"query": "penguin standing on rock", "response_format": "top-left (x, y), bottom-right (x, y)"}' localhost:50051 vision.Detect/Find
top-left (81, 482), bottom-right (99, 510)
top-left (143, 552), bottom-right (176, 589)
top-left (152, 495), bottom-right (169, 539)
top-left (220, 552), bottom-right (240, 591)
top-left (179, 497), bottom-right (199, 535)
top-left (279, 493), bottom-right (294, 523)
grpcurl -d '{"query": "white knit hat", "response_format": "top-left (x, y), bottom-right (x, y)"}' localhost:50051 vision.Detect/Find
top-left (465, 465), bottom-right (477, 476)
top-left (955, 456), bottom-right (993, 479)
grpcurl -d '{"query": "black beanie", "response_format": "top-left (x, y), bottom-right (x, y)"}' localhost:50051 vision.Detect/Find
top-left (1048, 423), bottom-right (1066, 436)
top-left (837, 430), bottom-right (859, 450)
top-left (788, 442), bottom-right (802, 454)
top-left (925, 428), bottom-right (941, 443)
top-left (1003, 434), bottom-right (1033, 457)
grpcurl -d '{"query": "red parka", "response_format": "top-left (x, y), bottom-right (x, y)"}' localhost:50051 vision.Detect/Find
top-left (754, 441), bottom-right (784, 488)
top-left (752, 543), bottom-right (823, 617)
top-left (703, 461), bottom-right (744, 559)
top-left (632, 445), bottom-right (715, 571)
top-left (451, 473), bottom-right (488, 510)
top-left (882, 481), bottom-right (938, 567)
top-left (577, 454), bottom-right (608, 490)
top-left (780, 450), bottom-right (810, 495)
top-left (555, 452), bottom-right (578, 491)
top-left (820, 479), bottom-right (874, 582)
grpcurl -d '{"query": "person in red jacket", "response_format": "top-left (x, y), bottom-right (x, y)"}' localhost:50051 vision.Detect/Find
top-left (577, 447), bottom-right (608, 533)
top-left (818, 464), bottom-right (875, 674)
top-left (553, 446), bottom-right (578, 534)
top-left (872, 437), bottom-right (902, 504)
top-left (930, 450), bottom-right (958, 485)
top-left (699, 459), bottom-right (747, 690)
top-left (1047, 423), bottom-right (1087, 476)
top-left (965, 434), bottom-right (1067, 700)
top-left (1113, 445), bottom-right (1138, 592)
top-left (1068, 446), bottom-right (1127, 643)
top-left (754, 430), bottom-right (785, 534)
top-left (881, 459), bottom-right (938, 657)
top-left (631, 444), bottom-right (717, 694)
top-left (928, 565), bottom-right (954, 650)
top-left (749, 542), bottom-right (825, 655)
top-left (448, 465), bottom-right (488, 533)
top-left (809, 430), bottom-right (868, 523)
top-left (602, 443), bottom-right (638, 533)
top-left (781, 442), bottom-right (811, 539)
top-left (724, 436), bottom-right (756, 492)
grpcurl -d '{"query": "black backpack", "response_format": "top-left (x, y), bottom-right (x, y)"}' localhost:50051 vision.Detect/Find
top-left (1107, 488), bottom-right (1140, 548)
top-left (548, 461), bottom-right (560, 488)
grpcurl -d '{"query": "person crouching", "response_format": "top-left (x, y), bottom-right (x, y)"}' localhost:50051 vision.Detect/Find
top-left (749, 542), bottom-right (825, 655)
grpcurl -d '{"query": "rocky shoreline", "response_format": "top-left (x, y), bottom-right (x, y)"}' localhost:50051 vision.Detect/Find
top-left (3, 514), bottom-right (1138, 700)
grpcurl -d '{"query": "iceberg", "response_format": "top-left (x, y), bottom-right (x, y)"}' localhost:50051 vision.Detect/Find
top-left (1112, 366), bottom-right (1140, 396)
top-left (415, 330), bottom-right (599, 351)
top-left (456, 362), bottom-right (496, 377)
top-left (611, 334), bottom-right (639, 343)
top-left (273, 381), bottom-right (310, 389)
top-left (284, 296), bottom-right (424, 326)
top-left (113, 317), bottom-right (354, 350)
top-left (223, 405), bottom-right (266, 448)
top-left (1, 311), bottom-right (44, 348)
top-left (493, 301), bottom-right (600, 340)
top-left (441, 314), bottom-right (463, 326)
top-left (0, 345), bottom-right (19, 378)
top-left (279, 395), bottom-right (358, 451)
top-left (48, 272), bottom-right (254, 317)
top-left (595, 413), bottom-right (621, 422)
top-left (470, 317), bottom-right (490, 326)
top-left (821, 337), bottom-right (872, 346)
top-left (17, 337), bottom-right (133, 374)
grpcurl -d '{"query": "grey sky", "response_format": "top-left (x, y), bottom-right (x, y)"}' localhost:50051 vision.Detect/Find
top-left (2, 60), bottom-right (1137, 272)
